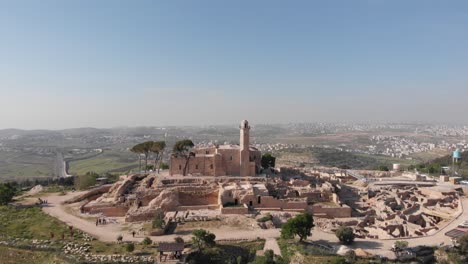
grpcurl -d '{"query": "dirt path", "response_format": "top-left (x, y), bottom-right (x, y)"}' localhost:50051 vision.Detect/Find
top-left (40, 191), bottom-right (280, 243)
top-left (264, 238), bottom-right (282, 256)
top-left (39, 191), bottom-right (467, 259)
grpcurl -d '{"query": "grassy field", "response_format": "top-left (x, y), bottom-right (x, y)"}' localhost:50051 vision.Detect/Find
top-left (0, 203), bottom-right (265, 262)
top-left (187, 239), bottom-right (265, 264)
top-left (0, 246), bottom-right (65, 264)
top-left (0, 151), bottom-right (55, 181)
top-left (409, 149), bottom-right (451, 163)
top-left (276, 147), bottom-right (417, 170)
top-left (0, 206), bottom-right (70, 239)
top-left (278, 239), bottom-right (382, 264)
top-left (0, 204), bottom-right (159, 256)
top-left (68, 150), bottom-right (139, 175)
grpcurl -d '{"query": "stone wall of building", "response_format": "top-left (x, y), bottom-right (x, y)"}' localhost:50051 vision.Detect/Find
top-left (170, 149), bottom-right (260, 176)
top-left (169, 120), bottom-right (261, 176)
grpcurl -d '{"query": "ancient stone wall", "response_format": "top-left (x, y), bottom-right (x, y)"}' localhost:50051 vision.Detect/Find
top-left (178, 189), bottom-right (219, 206)
top-left (125, 208), bottom-right (160, 222)
top-left (221, 205), bottom-right (249, 214)
top-left (65, 185), bottom-right (112, 204)
top-left (177, 205), bottom-right (219, 211)
top-left (239, 195), bottom-right (308, 211)
top-left (85, 205), bottom-right (129, 217)
top-left (312, 204), bottom-right (352, 218)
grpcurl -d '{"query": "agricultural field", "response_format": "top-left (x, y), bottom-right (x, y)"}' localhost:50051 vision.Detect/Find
top-left (274, 133), bottom-right (372, 148)
top-left (0, 151), bottom-right (55, 181)
top-left (68, 150), bottom-right (139, 175)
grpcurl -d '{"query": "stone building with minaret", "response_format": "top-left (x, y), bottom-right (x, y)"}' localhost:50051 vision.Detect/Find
top-left (169, 120), bottom-right (261, 176)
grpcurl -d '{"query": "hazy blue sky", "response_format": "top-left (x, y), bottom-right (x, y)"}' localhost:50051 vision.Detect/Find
top-left (1, 0), bottom-right (467, 129)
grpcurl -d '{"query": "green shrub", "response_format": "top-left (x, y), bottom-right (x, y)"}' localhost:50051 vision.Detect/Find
top-left (160, 163), bottom-right (170, 170)
top-left (142, 237), bottom-right (152, 245)
top-left (74, 172), bottom-right (99, 190)
top-left (126, 243), bottom-right (135, 252)
top-left (335, 226), bottom-right (355, 245)
top-left (257, 213), bottom-right (273, 223)
top-left (0, 183), bottom-right (16, 205)
top-left (174, 236), bottom-right (184, 243)
top-left (331, 257), bottom-right (346, 264)
top-left (152, 211), bottom-right (165, 229)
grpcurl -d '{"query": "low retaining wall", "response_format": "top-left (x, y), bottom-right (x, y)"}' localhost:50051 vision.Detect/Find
top-left (221, 205), bottom-right (248, 214)
top-left (176, 204), bottom-right (220, 211)
top-left (312, 204), bottom-right (352, 218)
top-left (125, 208), bottom-right (159, 222)
top-left (84, 205), bottom-right (128, 217)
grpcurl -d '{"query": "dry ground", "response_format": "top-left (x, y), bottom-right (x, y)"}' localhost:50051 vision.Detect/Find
top-left (33, 190), bottom-right (468, 260)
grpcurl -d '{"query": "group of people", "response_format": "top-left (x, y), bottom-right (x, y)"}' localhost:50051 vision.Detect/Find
top-left (50, 226), bottom-right (74, 240)
top-left (95, 218), bottom-right (108, 226)
top-left (37, 198), bottom-right (48, 205)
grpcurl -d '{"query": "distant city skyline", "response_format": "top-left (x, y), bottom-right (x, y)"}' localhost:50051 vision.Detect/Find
top-left (1, 1), bottom-right (468, 129)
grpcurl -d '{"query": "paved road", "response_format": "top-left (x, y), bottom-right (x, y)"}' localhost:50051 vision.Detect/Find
top-left (55, 151), bottom-right (72, 178)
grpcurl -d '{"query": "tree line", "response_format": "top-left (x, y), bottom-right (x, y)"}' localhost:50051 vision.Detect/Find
top-left (130, 140), bottom-right (166, 173)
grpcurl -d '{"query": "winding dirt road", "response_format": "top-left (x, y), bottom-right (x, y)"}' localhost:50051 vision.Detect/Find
top-left (40, 191), bottom-right (467, 259)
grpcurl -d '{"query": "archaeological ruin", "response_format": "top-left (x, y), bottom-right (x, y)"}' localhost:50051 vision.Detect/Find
top-left (68, 120), bottom-right (463, 240)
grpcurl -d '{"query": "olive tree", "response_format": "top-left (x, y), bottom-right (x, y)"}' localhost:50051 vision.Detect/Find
top-left (280, 212), bottom-right (314, 241)
top-left (191, 229), bottom-right (216, 252)
top-left (335, 226), bottom-right (355, 245)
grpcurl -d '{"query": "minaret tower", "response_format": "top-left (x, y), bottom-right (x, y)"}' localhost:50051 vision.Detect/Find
top-left (240, 120), bottom-right (250, 176)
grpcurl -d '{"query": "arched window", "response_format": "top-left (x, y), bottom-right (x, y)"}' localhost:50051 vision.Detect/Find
top-left (195, 165), bottom-right (199, 170)
top-left (179, 165), bottom-right (182, 170)
top-left (257, 196), bottom-right (261, 204)
top-left (210, 164), bottom-right (213, 169)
